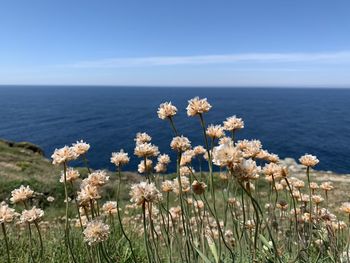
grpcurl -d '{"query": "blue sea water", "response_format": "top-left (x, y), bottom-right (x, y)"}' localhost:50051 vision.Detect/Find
top-left (0, 86), bottom-right (350, 174)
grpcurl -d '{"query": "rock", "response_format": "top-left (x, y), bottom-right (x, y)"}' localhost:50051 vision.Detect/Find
top-left (0, 139), bottom-right (44, 155)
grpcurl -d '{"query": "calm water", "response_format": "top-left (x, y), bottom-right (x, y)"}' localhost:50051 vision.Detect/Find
top-left (1, 86), bottom-right (350, 174)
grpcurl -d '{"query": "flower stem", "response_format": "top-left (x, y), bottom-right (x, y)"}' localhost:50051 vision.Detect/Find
top-left (116, 167), bottom-right (137, 262)
top-left (1, 223), bottom-right (11, 263)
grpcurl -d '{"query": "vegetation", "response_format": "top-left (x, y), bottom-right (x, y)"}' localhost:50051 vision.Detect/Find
top-left (1, 98), bottom-right (350, 263)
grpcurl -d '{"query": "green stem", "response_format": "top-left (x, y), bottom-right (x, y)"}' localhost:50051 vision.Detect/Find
top-left (1, 223), bottom-right (11, 263)
top-left (63, 162), bottom-right (78, 263)
top-left (116, 167), bottom-right (137, 262)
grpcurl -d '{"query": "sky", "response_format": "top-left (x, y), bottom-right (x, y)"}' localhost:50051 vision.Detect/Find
top-left (0, 0), bottom-right (350, 87)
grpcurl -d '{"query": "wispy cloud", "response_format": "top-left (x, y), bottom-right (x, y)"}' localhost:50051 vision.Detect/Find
top-left (64, 51), bottom-right (350, 68)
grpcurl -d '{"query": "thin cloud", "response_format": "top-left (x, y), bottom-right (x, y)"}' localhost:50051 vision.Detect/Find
top-left (64, 51), bottom-right (350, 68)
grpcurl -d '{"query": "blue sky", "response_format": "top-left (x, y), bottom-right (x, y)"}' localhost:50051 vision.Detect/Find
top-left (1, 0), bottom-right (350, 87)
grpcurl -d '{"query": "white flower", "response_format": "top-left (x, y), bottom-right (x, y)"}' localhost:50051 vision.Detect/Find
top-left (157, 102), bottom-right (177, 119)
top-left (72, 140), bottom-right (90, 156)
top-left (299, 154), bottom-right (319, 167)
top-left (83, 220), bottom-right (110, 245)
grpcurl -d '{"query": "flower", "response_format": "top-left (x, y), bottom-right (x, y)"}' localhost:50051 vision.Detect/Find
top-left (154, 163), bottom-right (167, 173)
top-left (340, 202), bottom-right (350, 214)
top-left (320, 181), bottom-right (334, 191)
top-left (20, 206), bottom-right (44, 223)
top-left (206, 124), bottom-right (225, 139)
top-left (47, 196), bottom-right (55, 202)
top-left (83, 220), bottom-right (110, 245)
top-left (134, 132), bottom-right (152, 145)
top-left (234, 159), bottom-right (261, 181)
top-left (51, 146), bottom-right (78, 165)
top-left (193, 145), bottom-right (206, 156)
top-left (172, 176), bottom-right (190, 195)
top-left (212, 143), bottom-right (242, 168)
top-left (77, 184), bottom-right (101, 206)
top-left (10, 185), bottom-right (34, 204)
top-left (60, 168), bottom-right (80, 183)
top-left (180, 150), bottom-right (195, 166)
top-left (312, 195), bottom-right (324, 204)
top-left (192, 181), bottom-right (207, 195)
top-left (138, 159), bottom-right (153, 174)
top-left (84, 170), bottom-right (109, 187)
top-left (186, 97), bottom-right (212, 116)
top-left (157, 154), bottom-right (171, 165)
top-left (134, 143), bottom-right (159, 158)
top-left (157, 102), bottom-right (177, 119)
top-left (223, 116), bottom-right (244, 131)
top-left (299, 154), bottom-right (319, 167)
top-left (218, 137), bottom-right (233, 145)
top-left (72, 140), bottom-right (90, 156)
top-left (161, 180), bottom-right (174, 192)
top-left (180, 166), bottom-right (195, 176)
top-left (110, 150), bottom-right (130, 167)
top-left (130, 182), bottom-right (162, 205)
top-left (170, 136), bottom-right (191, 152)
top-left (0, 203), bottom-right (19, 223)
top-left (236, 139), bottom-right (262, 158)
top-left (102, 201), bottom-right (118, 215)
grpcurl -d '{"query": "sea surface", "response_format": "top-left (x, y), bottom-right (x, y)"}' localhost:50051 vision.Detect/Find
top-left (1, 86), bottom-right (350, 174)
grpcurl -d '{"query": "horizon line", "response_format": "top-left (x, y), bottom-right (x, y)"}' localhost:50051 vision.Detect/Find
top-left (1, 84), bottom-right (350, 89)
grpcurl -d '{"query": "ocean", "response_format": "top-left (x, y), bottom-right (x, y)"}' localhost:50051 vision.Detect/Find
top-left (1, 86), bottom-right (350, 174)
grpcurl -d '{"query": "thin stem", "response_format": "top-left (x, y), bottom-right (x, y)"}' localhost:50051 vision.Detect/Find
top-left (1, 223), bottom-right (11, 263)
top-left (33, 221), bottom-right (44, 260)
top-left (116, 167), bottom-right (137, 262)
top-left (63, 162), bottom-right (78, 263)
top-left (142, 203), bottom-right (152, 263)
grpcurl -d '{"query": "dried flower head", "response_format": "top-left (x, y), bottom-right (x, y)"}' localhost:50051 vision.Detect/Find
top-left (192, 180), bottom-right (207, 195)
top-left (110, 150), bottom-right (130, 167)
top-left (83, 220), bottom-right (110, 245)
top-left (157, 102), bottom-right (178, 119)
top-left (223, 116), bottom-right (244, 131)
top-left (299, 154), bottom-right (319, 167)
top-left (170, 136), bottom-right (191, 152)
top-left (60, 168), bottom-right (80, 183)
top-left (186, 97), bottom-right (212, 116)
top-left (51, 146), bottom-right (78, 165)
top-left (134, 132), bottom-right (152, 145)
top-left (20, 206), bottom-right (44, 223)
top-left (72, 140), bottom-right (90, 156)
top-left (0, 203), bottom-right (19, 223)
top-left (130, 182), bottom-right (162, 205)
top-left (10, 185), bottom-right (34, 204)
top-left (134, 143), bottom-right (159, 158)
top-left (206, 124), bottom-right (225, 139)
